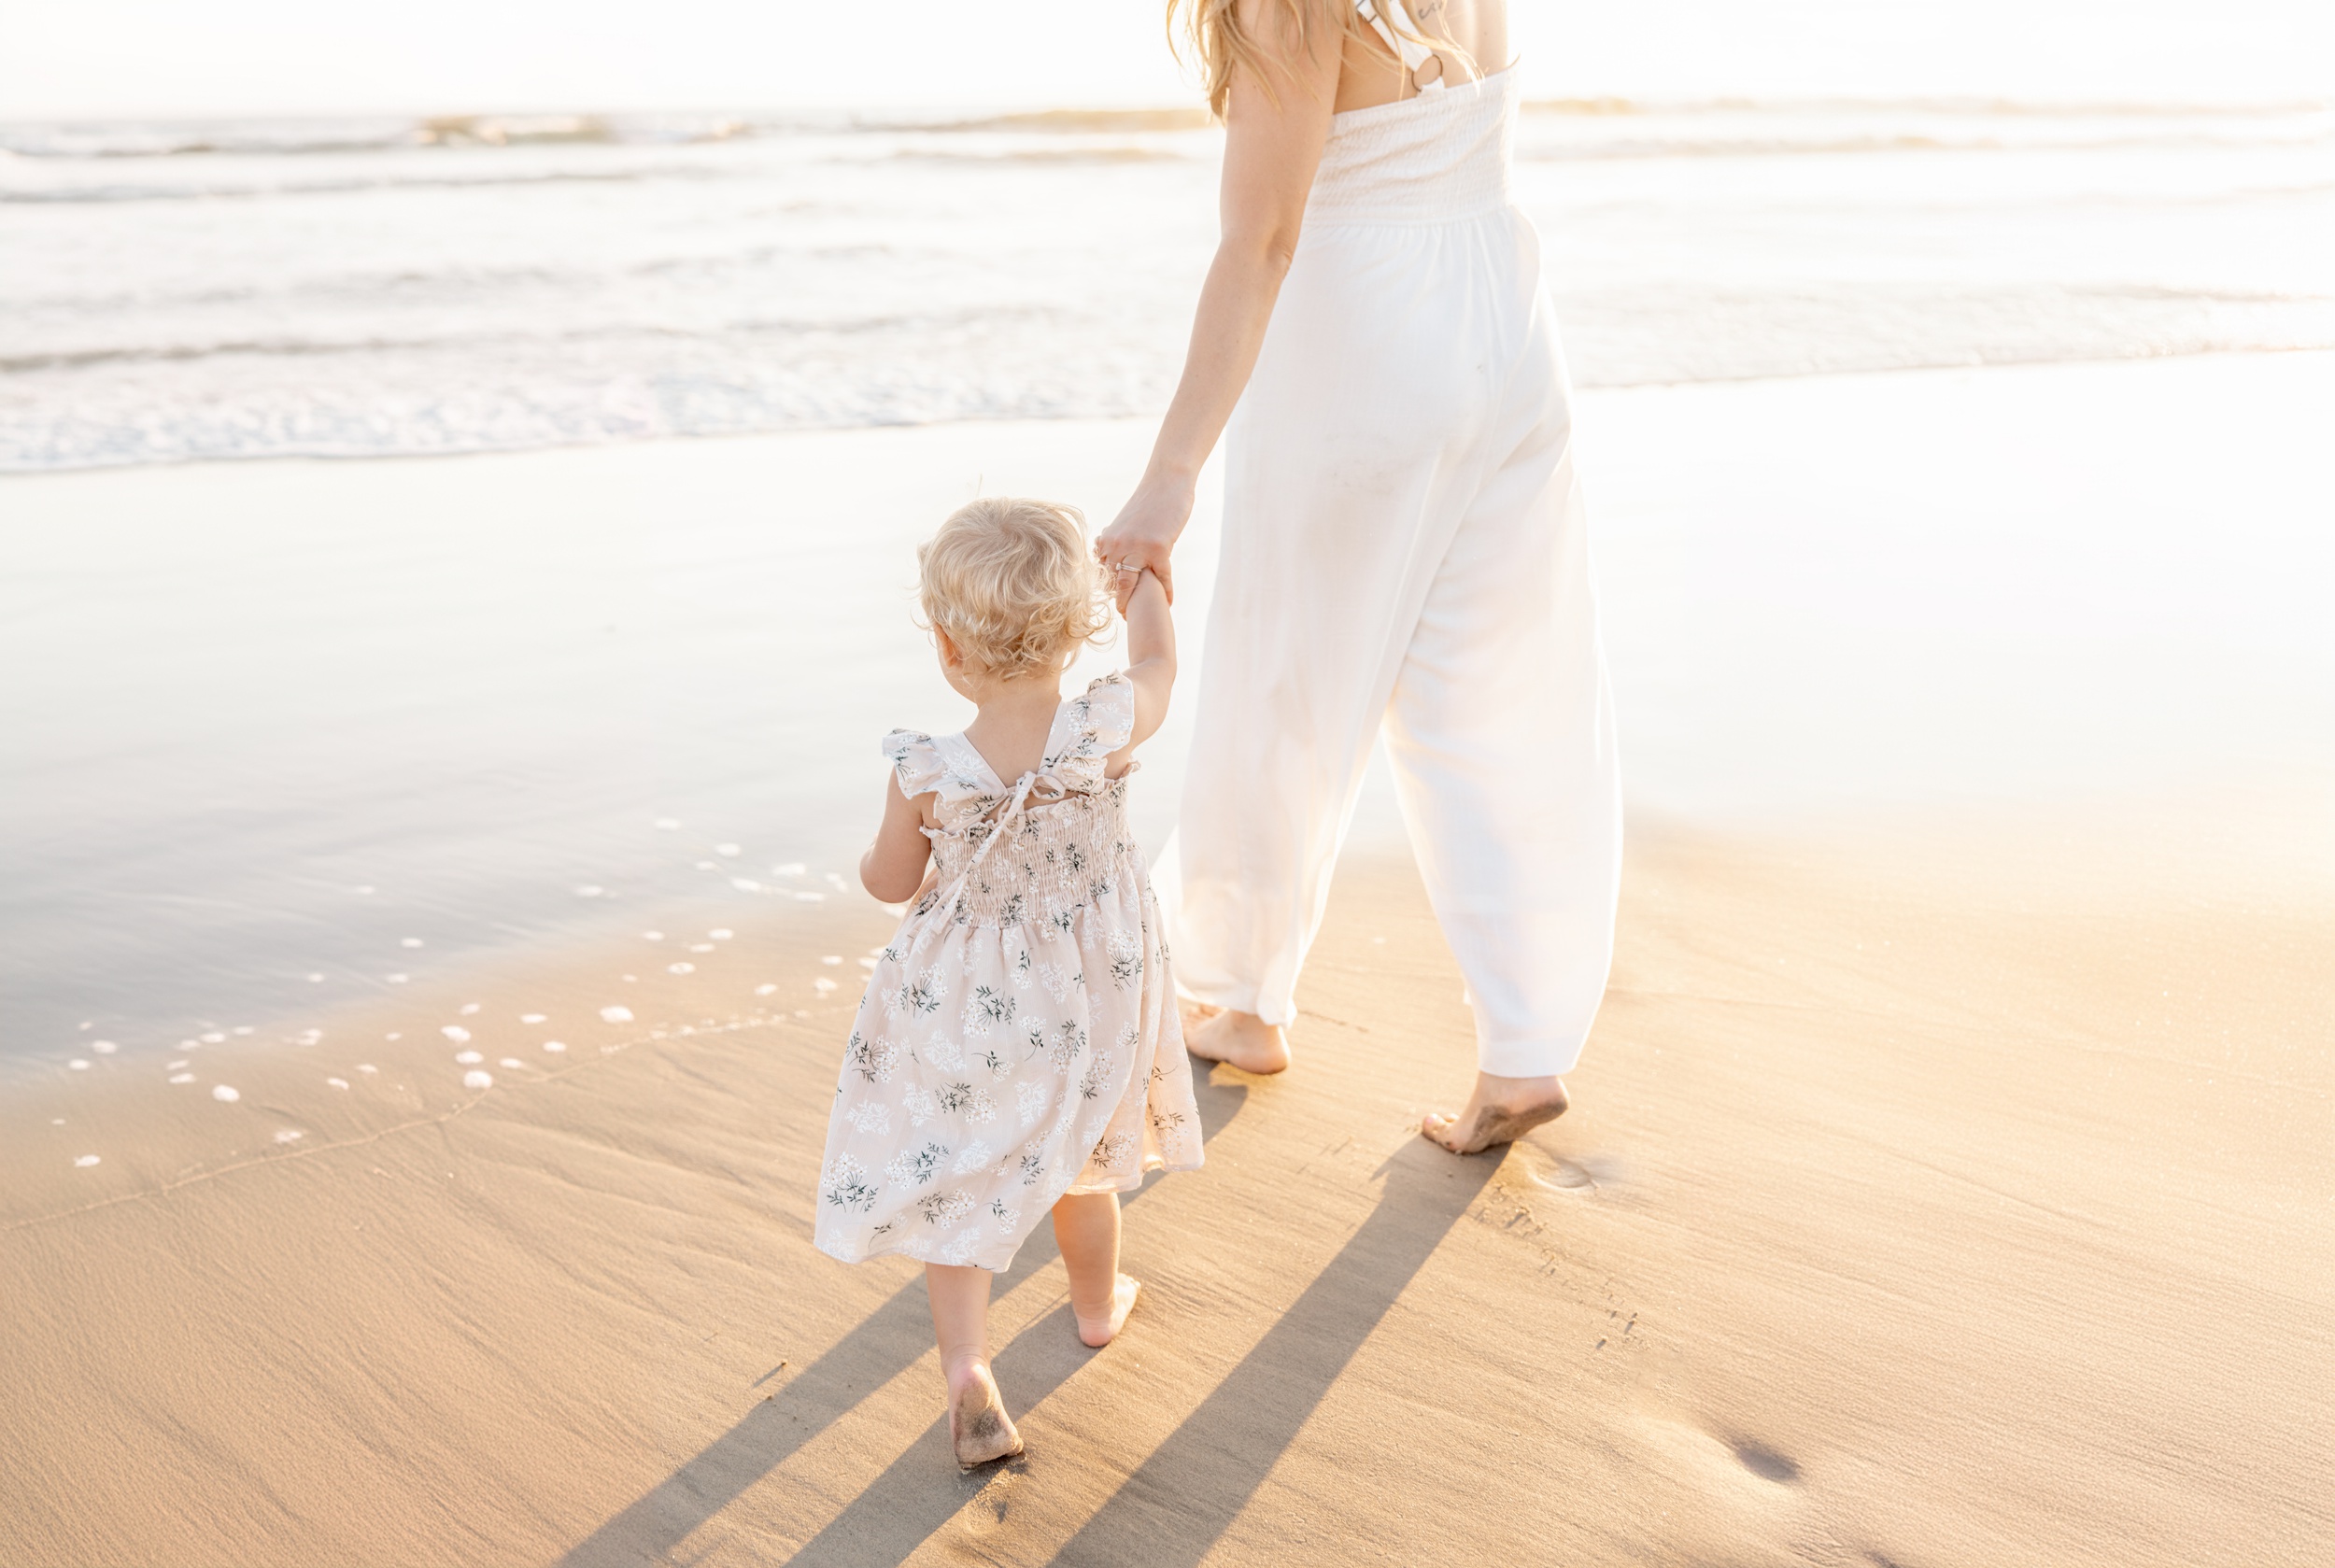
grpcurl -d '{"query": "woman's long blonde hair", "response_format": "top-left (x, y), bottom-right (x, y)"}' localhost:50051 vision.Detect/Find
top-left (1168, 0), bottom-right (1453, 120)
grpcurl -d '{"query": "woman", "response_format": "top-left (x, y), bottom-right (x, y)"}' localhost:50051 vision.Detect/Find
top-left (1096, 0), bottom-right (1620, 1154)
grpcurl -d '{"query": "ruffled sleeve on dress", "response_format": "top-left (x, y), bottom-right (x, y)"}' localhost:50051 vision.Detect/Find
top-left (884, 727), bottom-right (1003, 809)
top-left (1044, 672), bottom-right (1138, 792)
top-left (882, 729), bottom-right (948, 798)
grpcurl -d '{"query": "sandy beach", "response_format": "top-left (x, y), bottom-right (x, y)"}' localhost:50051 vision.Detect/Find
top-left (6, 817), bottom-right (2329, 1565)
top-left (5, 352), bottom-right (2331, 1563)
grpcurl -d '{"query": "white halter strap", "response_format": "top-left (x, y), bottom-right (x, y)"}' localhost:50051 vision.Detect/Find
top-left (1355, 0), bottom-right (1449, 92)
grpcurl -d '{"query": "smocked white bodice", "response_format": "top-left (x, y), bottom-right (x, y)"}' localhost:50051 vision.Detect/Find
top-left (1305, 68), bottom-right (1518, 227)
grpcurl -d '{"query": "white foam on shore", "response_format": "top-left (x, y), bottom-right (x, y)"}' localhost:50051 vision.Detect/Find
top-left (600, 1006), bottom-right (633, 1023)
top-left (211, 1085), bottom-right (239, 1102)
top-left (462, 1069), bottom-right (493, 1089)
top-left (542, 1040), bottom-right (566, 1052)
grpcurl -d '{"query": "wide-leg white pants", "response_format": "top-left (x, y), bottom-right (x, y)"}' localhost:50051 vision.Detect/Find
top-left (1168, 203), bottom-right (1621, 1078)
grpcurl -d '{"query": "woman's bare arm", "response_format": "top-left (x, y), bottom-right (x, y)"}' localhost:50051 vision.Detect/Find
top-left (1093, 0), bottom-right (1343, 607)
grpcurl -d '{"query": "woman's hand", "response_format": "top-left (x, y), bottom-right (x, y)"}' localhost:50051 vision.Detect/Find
top-left (1095, 469), bottom-right (1196, 610)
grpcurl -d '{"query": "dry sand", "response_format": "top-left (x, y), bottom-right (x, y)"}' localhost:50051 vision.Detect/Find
top-left (5, 810), bottom-right (2328, 1566)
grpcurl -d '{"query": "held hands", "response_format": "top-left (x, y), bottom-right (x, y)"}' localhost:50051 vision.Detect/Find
top-left (1094, 470), bottom-right (1195, 612)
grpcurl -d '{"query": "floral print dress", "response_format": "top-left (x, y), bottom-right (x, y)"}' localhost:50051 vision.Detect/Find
top-left (814, 673), bottom-right (1202, 1271)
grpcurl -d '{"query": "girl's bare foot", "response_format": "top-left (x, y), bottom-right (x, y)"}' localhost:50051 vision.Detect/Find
top-left (1073, 1273), bottom-right (1141, 1349)
top-left (1184, 1004), bottom-right (1291, 1075)
top-left (945, 1360), bottom-right (1024, 1470)
top-left (1422, 1072), bottom-right (1570, 1154)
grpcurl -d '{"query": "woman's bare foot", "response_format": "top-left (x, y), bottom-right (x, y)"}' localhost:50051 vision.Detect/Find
top-left (945, 1360), bottom-right (1024, 1470)
top-left (1184, 1005), bottom-right (1291, 1075)
top-left (1073, 1273), bottom-right (1141, 1349)
top-left (1422, 1072), bottom-right (1570, 1154)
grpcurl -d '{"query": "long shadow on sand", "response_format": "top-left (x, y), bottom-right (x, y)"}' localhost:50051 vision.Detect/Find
top-left (554, 1063), bottom-right (1249, 1568)
top-left (782, 1135), bottom-right (1500, 1568)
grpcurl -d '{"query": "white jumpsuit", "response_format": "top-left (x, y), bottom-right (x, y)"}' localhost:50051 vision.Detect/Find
top-left (1168, 67), bottom-right (1622, 1079)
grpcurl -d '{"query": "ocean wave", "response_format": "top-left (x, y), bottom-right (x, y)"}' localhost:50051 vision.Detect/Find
top-left (0, 112), bottom-right (792, 161)
top-left (0, 164), bottom-right (727, 205)
top-left (8, 284), bottom-right (2329, 473)
top-left (885, 146), bottom-right (1194, 166)
top-left (1516, 131), bottom-right (2335, 161)
top-left (6, 96), bottom-right (2317, 164)
top-left (0, 305), bottom-right (1085, 378)
top-left (1521, 94), bottom-right (2332, 120)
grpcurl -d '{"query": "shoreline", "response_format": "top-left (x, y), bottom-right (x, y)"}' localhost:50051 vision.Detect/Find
top-left (3, 344), bottom-right (2323, 481)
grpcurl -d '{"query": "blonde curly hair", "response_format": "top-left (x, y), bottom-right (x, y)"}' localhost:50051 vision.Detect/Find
top-left (917, 497), bottom-right (1111, 682)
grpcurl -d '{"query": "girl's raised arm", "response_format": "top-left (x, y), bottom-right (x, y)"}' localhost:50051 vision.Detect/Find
top-left (1117, 568), bottom-right (1177, 762)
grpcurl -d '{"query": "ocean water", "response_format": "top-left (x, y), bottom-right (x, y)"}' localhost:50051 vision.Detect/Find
top-left (4, 98), bottom-right (2329, 469)
top-left (3, 97), bottom-right (2331, 1080)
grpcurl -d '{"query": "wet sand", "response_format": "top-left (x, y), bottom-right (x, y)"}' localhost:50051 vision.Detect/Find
top-left (6, 351), bottom-right (2332, 1562)
top-left (4, 813), bottom-right (2329, 1565)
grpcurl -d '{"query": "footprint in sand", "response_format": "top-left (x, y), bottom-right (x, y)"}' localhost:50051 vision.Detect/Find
top-left (1505, 1138), bottom-right (1613, 1194)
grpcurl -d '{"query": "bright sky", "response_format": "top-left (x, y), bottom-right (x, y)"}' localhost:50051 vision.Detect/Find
top-left (3, 0), bottom-right (2328, 119)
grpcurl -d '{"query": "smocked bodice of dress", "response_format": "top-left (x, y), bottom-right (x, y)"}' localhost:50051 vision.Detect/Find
top-left (1305, 67), bottom-right (1518, 227)
top-left (882, 674), bottom-right (1141, 936)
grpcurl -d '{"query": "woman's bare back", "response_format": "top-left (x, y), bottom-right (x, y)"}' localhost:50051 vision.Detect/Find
top-left (1330, 0), bottom-right (1510, 113)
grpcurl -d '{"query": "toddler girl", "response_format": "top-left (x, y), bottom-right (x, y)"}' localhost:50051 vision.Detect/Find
top-left (814, 496), bottom-right (1201, 1469)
